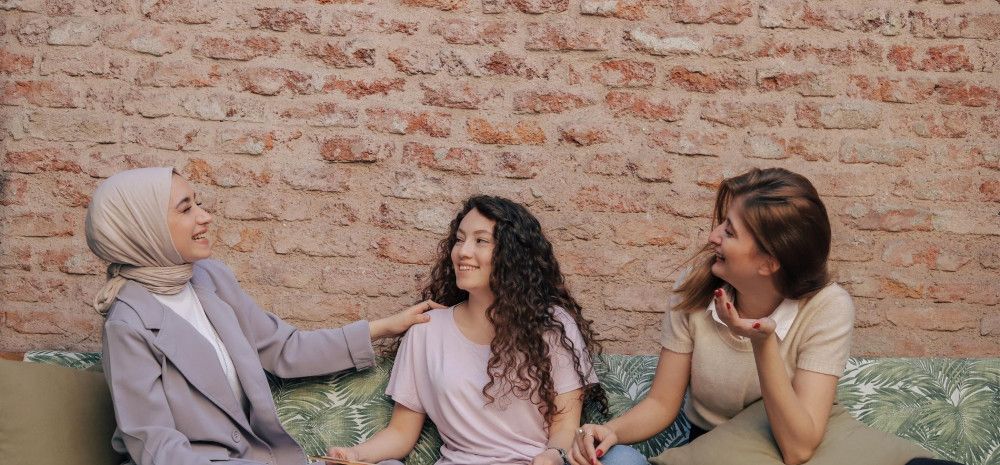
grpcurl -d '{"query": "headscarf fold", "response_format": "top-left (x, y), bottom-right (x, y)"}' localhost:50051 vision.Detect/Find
top-left (85, 167), bottom-right (193, 315)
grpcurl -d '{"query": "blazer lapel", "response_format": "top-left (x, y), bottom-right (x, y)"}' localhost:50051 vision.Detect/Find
top-left (116, 282), bottom-right (251, 432)
top-left (192, 281), bottom-right (280, 430)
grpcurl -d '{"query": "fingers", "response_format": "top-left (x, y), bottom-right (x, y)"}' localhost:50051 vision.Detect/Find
top-left (752, 317), bottom-right (777, 335)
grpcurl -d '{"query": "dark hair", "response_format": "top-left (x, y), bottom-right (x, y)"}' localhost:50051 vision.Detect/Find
top-left (422, 195), bottom-right (607, 425)
top-left (676, 167), bottom-right (831, 310)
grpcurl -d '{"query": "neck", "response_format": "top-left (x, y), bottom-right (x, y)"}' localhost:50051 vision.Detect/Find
top-left (463, 290), bottom-right (495, 322)
top-left (731, 280), bottom-right (784, 319)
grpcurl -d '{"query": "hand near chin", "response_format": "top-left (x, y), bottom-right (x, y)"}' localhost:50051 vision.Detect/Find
top-left (714, 288), bottom-right (777, 341)
top-left (369, 299), bottom-right (444, 340)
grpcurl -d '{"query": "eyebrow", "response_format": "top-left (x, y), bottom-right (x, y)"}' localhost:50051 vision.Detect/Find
top-left (457, 228), bottom-right (493, 235)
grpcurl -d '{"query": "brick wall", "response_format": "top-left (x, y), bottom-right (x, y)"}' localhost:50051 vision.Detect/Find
top-left (1, 0), bottom-right (997, 356)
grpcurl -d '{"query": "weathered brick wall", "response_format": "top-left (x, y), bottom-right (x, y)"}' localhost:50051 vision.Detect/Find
top-left (1, 0), bottom-right (997, 356)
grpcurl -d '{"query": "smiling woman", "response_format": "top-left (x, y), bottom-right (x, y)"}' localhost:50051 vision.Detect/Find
top-left (84, 167), bottom-right (440, 465)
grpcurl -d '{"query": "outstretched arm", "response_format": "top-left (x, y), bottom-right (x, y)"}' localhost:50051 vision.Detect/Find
top-left (327, 403), bottom-right (426, 463)
top-left (570, 348), bottom-right (690, 465)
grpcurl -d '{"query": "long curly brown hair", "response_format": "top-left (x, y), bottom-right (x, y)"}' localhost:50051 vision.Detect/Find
top-left (422, 195), bottom-right (607, 426)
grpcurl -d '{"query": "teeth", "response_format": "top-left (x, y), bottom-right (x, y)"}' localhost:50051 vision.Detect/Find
top-left (458, 265), bottom-right (479, 271)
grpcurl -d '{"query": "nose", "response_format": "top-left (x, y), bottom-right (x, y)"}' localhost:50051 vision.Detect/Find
top-left (708, 223), bottom-right (724, 245)
top-left (456, 238), bottom-right (474, 258)
top-left (196, 204), bottom-right (212, 225)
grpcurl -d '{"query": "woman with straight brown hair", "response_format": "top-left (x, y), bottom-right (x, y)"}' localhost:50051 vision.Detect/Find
top-left (572, 167), bottom-right (852, 465)
top-left (571, 168), bottom-right (952, 465)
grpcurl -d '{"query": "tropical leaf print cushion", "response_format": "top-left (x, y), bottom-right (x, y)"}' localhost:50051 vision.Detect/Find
top-left (23, 351), bottom-right (999, 464)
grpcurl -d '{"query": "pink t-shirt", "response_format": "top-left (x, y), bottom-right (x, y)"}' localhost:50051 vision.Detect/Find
top-left (386, 306), bottom-right (598, 465)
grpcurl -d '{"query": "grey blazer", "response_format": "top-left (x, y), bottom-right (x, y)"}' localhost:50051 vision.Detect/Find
top-left (101, 259), bottom-right (375, 465)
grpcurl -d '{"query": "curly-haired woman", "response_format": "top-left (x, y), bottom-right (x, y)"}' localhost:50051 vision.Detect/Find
top-left (326, 195), bottom-right (607, 465)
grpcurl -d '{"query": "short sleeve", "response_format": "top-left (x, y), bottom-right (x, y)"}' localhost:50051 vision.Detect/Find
top-left (796, 285), bottom-right (855, 377)
top-left (660, 308), bottom-right (694, 354)
top-left (385, 328), bottom-right (425, 414)
top-left (549, 308), bottom-right (599, 394)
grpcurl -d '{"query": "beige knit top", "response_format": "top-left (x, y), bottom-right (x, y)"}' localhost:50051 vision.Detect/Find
top-left (660, 283), bottom-right (855, 430)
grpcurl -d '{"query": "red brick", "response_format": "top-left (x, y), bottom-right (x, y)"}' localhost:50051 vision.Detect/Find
top-left (430, 18), bottom-right (515, 46)
top-left (604, 286), bottom-right (673, 313)
top-left (1, 210), bottom-right (75, 237)
top-left (888, 44), bottom-right (974, 72)
top-left (746, 134), bottom-right (832, 161)
top-left (124, 122), bottom-right (208, 152)
top-left (668, 0), bottom-right (751, 25)
top-left (933, 79), bottom-right (1000, 107)
top-left (580, 0), bottom-right (646, 20)
top-left (839, 139), bottom-right (924, 167)
top-left (626, 27), bottom-right (702, 56)
top-left (184, 158), bottom-right (272, 188)
top-left (47, 18), bottom-right (102, 46)
top-left (142, 0), bottom-right (217, 24)
top-left (52, 178), bottom-right (92, 207)
top-left (758, 0), bottom-right (822, 29)
top-left (886, 307), bottom-right (979, 332)
top-left (318, 135), bottom-right (393, 163)
top-left (982, 116), bottom-right (1000, 140)
top-left (178, 92), bottom-right (266, 123)
top-left (0, 81), bottom-right (83, 108)
top-left (700, 101), bottom-right (784, 128)
top-left (893, 110), bottom-right (972, 138)
top-left (496, 151), bottom-right (542, 179)
top-left (899, 174), bottom-right (1000, 203)
top-left (282, 165), bottom-right (352, 193)
top-left (573, 185), bottom-right (649, 213)
top-left (910, 11), bottom-right (1000, 40)
top-left (509, 0), bottom-right (568, 14)
top-left (611, 220), bottom-right (687, 246)
top-left (981, 313), bottom-right (1000, 337)
top-left (216, 128), bottom-right (291, 156)
top-left (303, 40), bottom-right (375, 68)
top-left (192, 35), bottom-right (281, 61)
top-left (248, 7), bottom-right (320, 33)
top-left (421, 81), bottom-right (502, 110)
top-left (323, 77), bottom-right (405, 99)
top-left (270, 224), bottom-right (364, 257)
top-left (402, 142), bottom-right (483, 175)
top-left (559, 242), bottom-right (636, 276)
top-left (795, 101), bottom-right (881, 129)
top-left (278, 102), bottom-right (359, 128)
top-left (846, 75), bottom-right (936, 104)
top-left (605, 91), bottom-right (686, 121)
top-left (478, 51), bottom-right (557, 80)
top-left (235, 67), bottom-right (312, 96)
top-left (666, 66), bottom-right (749, 93)
top-left (367, 108), bottom-right (452, 138)
top-left (387, 48), bottom-right (443, 75)
top-left (928, 281), bottom-right (999, 306)
top-left (375, 234), bottom-right (435, 264)
top-left (25, 111), bottom-right (119, 143)
top-left (101, 23), bottom-right (183, 56)
top-left (513, 90), bottom-right (593, 114)
top-left (526, 21), bottom-right (610, 51)
top-left (559, 123), bottom-right (613, 146)
top-left (136, 60), bottom-right (221, 87)
top-left (590, 60), bottom-right (656, 88)
top-left (3, 148), bottom-right (83, 174)
top-left (402, 0), bottom-right (466, 11)
top-left (793, 40), bottom-right (882, 66)
top-left (882, 240), bottom-right (970, 272)
top-left (842, 203), bottom-right (934, 232)
top-left (757, 68), bottom-right (833, 96)
top-left (0, 49), bottom-right (34, 75)
top-left (466, 117), bottom-right (544, 145)
top-left (648, 128), bottom-right (729, 157)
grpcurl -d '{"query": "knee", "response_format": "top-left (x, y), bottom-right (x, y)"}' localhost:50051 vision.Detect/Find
top-left (599, 445), bottom-right (647, 465)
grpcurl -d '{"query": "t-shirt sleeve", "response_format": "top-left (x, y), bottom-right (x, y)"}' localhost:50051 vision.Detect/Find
top-left (796, 285), bottom-right (855, 377)
top-left (385, 327), bottom-right (426, 413)
top-left (549, 308), bottom-right (599, 394)
top-left (660, 273), bottom-right (694, 353)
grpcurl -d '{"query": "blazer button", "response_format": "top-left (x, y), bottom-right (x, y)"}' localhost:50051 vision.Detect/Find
top-left (232, 430), bottom-right (242, 443)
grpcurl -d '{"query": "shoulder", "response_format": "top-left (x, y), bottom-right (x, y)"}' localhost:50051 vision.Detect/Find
top-left (405, 306), bottom-right (452, 338)
top-left (799, 283), bottom-right (855, 328)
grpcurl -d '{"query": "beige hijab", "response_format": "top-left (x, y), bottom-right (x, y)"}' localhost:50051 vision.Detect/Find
top-left (85, 167), bottom-right (194, 314)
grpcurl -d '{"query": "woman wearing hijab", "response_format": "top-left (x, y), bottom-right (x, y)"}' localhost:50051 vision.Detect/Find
top-left (85, 167), bottom-right (440, 465)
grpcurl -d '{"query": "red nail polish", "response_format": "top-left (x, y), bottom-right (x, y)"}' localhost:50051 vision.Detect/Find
top-left (714, 288), bottom-right (722, 297)
top-left (596, 449), bottom-right (604, 458)
top-left (753, 322), bottom-right (761, 329)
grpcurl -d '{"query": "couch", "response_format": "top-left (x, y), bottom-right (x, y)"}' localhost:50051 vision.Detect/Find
top-left (21, 351), bottom-right (1000, 465)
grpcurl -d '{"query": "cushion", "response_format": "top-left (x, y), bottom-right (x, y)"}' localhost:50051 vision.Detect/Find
top-left (649, 399), bottom-right (931, 465)
top-left (0, 359), bottom-right (125, 465)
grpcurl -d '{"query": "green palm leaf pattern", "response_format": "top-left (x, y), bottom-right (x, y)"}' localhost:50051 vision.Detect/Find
top-left (24, 351), bottom-right (1000, 465)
